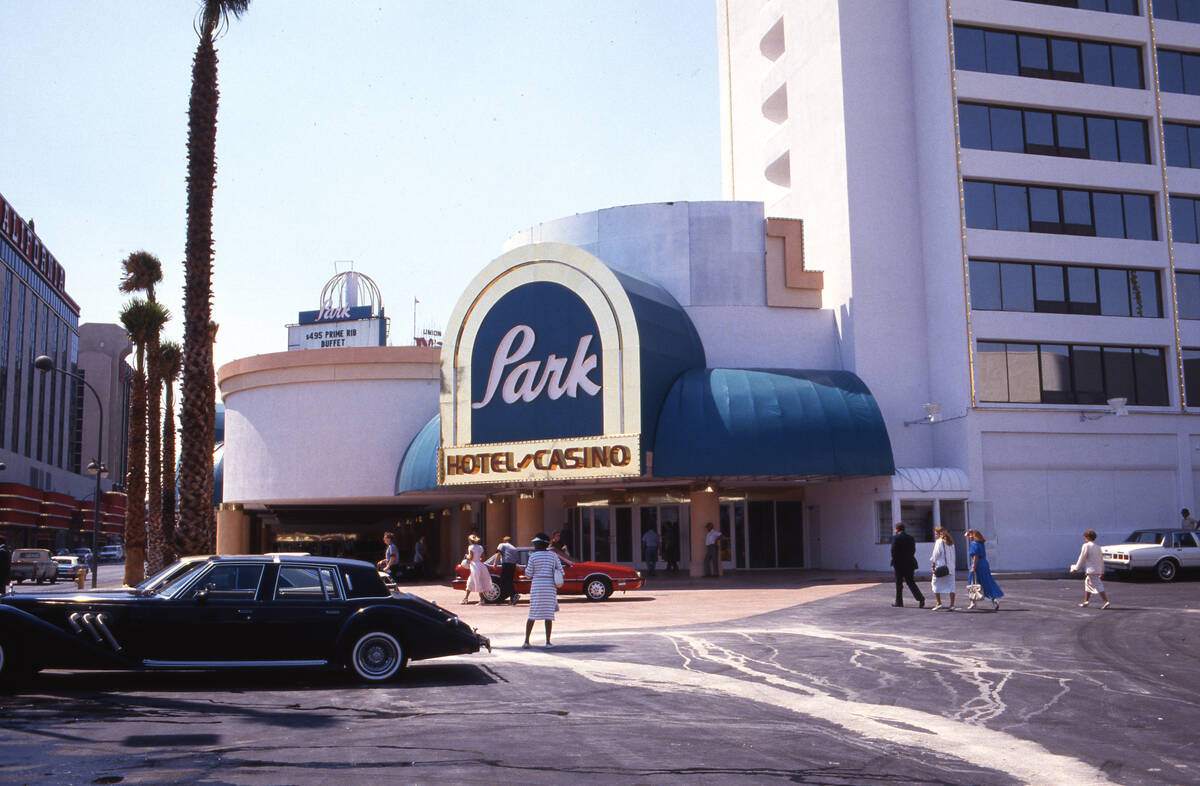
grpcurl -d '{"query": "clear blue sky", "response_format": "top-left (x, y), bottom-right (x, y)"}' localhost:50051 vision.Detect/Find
top-left (1, 1), bottom-right (721, 378)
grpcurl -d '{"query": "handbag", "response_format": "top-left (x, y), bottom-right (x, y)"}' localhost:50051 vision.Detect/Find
top-left (934, 564), bottom-right (950, 578)
top-left (966, 583), bottom-right (983, 601)
top-left (553, 563), bottom-right (565, 588)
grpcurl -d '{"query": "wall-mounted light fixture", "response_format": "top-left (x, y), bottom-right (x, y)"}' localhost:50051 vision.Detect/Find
top-left (1080, 397), bottom-right (1128, 422)
top-left (904, 402), bottom-right (968, 427)
top-left (460, 503), bottom-right (472, 513)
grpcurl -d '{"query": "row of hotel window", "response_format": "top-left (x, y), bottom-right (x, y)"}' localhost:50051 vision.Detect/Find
top-left (960, 103), bottom-right (1200, 169)
top-left (964, 181), bottom-right (1200, 243)
top-left (979, 340), bottom-right (1200, 407)
top-left (1013, 0), bottom-right (1200, 21)
top-left (972, 260), bottom-right (1200, 319)
top-left (954, 26), bottom-right (1200, 96)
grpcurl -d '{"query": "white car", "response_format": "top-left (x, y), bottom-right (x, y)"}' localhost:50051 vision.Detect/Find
top-left (1101, 529), bottom-right (1200, 582)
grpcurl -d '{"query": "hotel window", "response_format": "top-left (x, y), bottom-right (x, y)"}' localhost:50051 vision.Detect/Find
top-left (977, 341), bottom-right (1168, 404)
top-left (1158, 49), bottom-right (1200, 94)
top-left (876, 500), bottom-right (935, 544)
top-left (1165, 122), bottom-right (1200, 168)
top-left (965, 180), bottom-right (1157, 239)
top-left (1171, 196), bottom-right (1200, 242)
top-left (1185, 349), bottom-right (1200, 406)
top-left (1153, 0), bottom-right (1200, 22)
top-left (954, 26), bottom-right (1144, 88)
top-left (1012, 0), bottom-right (1139, 12)
top-left (960, 103), bottom-right (1149, 163)
top-left (971, 260), bottom-right (1160, 316)
top-left (1177, 272), bottom-right (1200, 318)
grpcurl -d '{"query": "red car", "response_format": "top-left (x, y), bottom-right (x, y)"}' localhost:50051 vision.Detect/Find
top-left (452, 547), bottom-right (643, 602)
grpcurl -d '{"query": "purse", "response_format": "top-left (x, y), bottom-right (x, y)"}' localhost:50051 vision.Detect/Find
top-left (934, 564), bottom-right (950, 578)
top-left (966, 583), bottom-right (983, 601)
top-left (553, 563), bottom-right (565, 588)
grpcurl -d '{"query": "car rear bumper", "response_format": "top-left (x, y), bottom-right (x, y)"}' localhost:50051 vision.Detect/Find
top-left (1102, 559), bottom-right (1132, 571)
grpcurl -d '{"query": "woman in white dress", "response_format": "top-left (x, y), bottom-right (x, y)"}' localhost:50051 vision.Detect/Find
top-left (523, 533), bottom-right (560, 648)
top-left (462, 534), bottom-right (491, 604)
top-left (929, 526), bottom-right (957, 611)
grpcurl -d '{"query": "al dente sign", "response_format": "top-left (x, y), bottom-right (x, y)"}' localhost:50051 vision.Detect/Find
top-left (439, 244), bottom-right (645, 485)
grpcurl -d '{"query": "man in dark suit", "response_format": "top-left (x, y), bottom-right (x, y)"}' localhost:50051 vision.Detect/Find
top-left (890, 523), bottom-right (924, 608)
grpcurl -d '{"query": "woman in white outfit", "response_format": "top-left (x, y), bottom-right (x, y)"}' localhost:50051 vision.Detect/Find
top-left (929, 526), bottom-right (957, 611)
top-left (523, 533), bottom-right (560, 648)
top-left (1069, 529), bottom-right (1110, 609)
top-left (462, 534), bottom-right (491, 604)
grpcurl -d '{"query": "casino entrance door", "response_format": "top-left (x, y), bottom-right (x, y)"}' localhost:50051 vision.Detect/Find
top-left (568, 503), bottom-right (690, 571)
top-left (718, 499), bottom-right (806, 570)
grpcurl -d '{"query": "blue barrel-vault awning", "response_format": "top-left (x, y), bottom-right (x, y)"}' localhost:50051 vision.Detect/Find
top-left (651, 368), bottom-right (895, 478)
top-left (395, 415), bottom-right (442, 493)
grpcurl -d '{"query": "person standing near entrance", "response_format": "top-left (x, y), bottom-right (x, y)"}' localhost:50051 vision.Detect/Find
top-left (641, 527), bottom-right (660, 577)
top-left (703, 522), bottom-right (722, 577)
top-left (494, 535), bottom-right (520, 605)
top-left (889, 523), bottom-right (924, 608)
top-left (523, 533), bottom-right (559, 648)
top-left (0, 536), bottom-right (11, 595)
top-left (413, 535), bottom-right (428, 579)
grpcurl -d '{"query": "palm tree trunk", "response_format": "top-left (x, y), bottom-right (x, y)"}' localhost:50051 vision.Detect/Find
top-left (145, 335), bottom-right (164, 573)
top-left (124, 369), bottom-right (147, 586)
top-left (179, 32), bottom-right (219, 556)
top-left (162, 382), bottom-right (177, 559)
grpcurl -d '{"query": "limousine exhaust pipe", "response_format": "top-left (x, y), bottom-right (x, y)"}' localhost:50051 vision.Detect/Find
top-left (74, 612), bottom-right (103, 645)
top-left (67, 612), bottom-right (86, 636)
top-left (79, 612), bottom-right (123, 653)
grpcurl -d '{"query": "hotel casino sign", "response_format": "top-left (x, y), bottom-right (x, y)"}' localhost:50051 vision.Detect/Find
top-left (438, 243), bottom-right (689, 486)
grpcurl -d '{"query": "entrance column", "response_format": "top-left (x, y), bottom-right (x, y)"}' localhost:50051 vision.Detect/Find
top-left (689, 488), bottom-right (719, 577)
top-left (515, 491), bottom-right (544, 547)
top-left (215, 503), bottom-right (250, 554)
top-left (486, 495), bottom-right (512, 545)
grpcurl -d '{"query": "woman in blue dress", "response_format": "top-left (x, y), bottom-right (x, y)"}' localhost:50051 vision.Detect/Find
top-left (966, 529), bottom-right (1003, 610)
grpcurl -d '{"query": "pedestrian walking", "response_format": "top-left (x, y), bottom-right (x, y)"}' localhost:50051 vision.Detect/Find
top-left (462, 534), bottom-right (490, 604)
top-left (1069, 529), bottom-right (1111, 609)
top-left (0, 536), bottom-right (11, 596)
top-left (889, 523), bottom-right (925, 608)
top-left (523, 533), bottom-right (559, 648)
top-left (929, 526), bottom-right (956, 611)
top-left (965, 529), bottom-right (1003, 611)
top-left (703, 522), bottom-right (722, 577)
top-left (375, 532), bottom-right (399, 580)
top-left (641, 526), bottom-right (660, 577)
top-left (493, 535), bottom-right (520, 604)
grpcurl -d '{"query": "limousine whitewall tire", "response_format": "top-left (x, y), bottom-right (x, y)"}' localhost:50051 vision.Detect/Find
top-left (349, 631), bottom-right (406, 682)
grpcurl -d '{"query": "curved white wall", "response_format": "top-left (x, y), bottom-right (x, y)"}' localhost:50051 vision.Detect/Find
top-left (217, 347), bottom-right (439, 503)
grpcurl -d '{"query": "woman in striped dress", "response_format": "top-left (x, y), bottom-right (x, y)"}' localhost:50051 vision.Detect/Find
top-left (523, 533), bottom-right (559, 648)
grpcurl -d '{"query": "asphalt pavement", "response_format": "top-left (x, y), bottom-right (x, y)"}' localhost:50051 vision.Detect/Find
top-left (2, 569), bottom-right (1199, 785)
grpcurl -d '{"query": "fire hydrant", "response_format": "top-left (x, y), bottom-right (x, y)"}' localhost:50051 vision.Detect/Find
top-left (75, 568), bottom-right (86, 590)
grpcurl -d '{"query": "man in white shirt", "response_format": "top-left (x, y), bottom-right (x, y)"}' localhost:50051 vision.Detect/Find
top-left (376, 532), bottom-right (399, 579)
top-left (1181, 508), bottom-right (1197, 530)
top-left (703, 522), bottom-right (723, 578)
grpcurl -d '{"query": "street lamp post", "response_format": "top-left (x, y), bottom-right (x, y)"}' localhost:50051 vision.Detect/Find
top-left (34, 355), bottom-right (105, 589)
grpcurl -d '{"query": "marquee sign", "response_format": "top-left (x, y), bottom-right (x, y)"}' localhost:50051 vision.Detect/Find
top-left (439, 243), bottom-right (646, 485)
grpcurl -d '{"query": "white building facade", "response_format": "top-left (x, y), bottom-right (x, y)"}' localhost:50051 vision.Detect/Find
top-left (717, 0), bottom-right (1200, 570)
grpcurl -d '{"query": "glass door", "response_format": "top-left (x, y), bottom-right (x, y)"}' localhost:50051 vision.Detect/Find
top-left (719, 501), bottom-right (747, 569)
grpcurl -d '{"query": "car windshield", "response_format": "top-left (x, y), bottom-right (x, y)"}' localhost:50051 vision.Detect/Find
top-left (1123, 531), bottom-right (1165, 544)
top-left (137, 559), bottom-right (208, 595)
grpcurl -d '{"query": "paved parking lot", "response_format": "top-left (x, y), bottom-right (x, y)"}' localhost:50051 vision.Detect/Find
top-left (2, 571), bottom-right (1198, 784)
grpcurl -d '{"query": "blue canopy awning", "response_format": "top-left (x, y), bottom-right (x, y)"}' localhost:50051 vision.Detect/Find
top-left (652, 368), bottom-right (895, 478)
top-left (395, 415), bottom-right (441, 493)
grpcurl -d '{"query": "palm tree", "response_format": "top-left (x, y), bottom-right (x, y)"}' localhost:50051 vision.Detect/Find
top-left (119, 252), bottom-right (168, 573)
top-left (120, 298), bottom-right (170, 586)
top-left (158, 341), bottom-right (182, 557)
top-left (179, 0), bottom-right (250, 555)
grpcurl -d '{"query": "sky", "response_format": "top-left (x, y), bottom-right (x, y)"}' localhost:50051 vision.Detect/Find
top-left (1, 1), bottom-right (721, 384)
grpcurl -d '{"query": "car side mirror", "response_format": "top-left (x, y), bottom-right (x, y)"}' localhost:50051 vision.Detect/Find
top-left (195, 584), bottom-right (212, 601)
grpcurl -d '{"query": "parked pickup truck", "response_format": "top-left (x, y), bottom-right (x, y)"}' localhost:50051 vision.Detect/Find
top-left (10, 549), bottom-right (57, 584)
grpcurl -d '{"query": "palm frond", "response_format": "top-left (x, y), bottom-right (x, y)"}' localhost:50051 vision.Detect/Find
top-left (118, 250), bottom-right (164, 297)
top-left (158, 341), bottom-right (183, 381)
top-left (119, 299), bottom-right (171, 345)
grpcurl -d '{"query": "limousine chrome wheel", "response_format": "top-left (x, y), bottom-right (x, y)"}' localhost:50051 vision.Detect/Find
top-left (349, 631), bottom-right (405, 682)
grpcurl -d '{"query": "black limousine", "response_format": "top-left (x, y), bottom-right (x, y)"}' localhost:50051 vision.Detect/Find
top-left (0, 554), bottom-right (489, 688)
